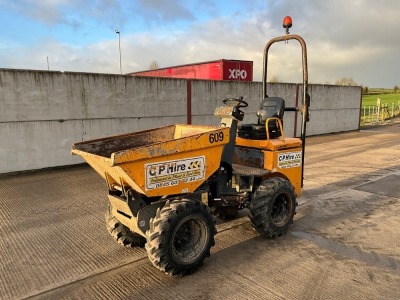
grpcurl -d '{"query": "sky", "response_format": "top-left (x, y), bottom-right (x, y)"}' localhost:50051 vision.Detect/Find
top-left (0, 0), bottom-right (399, 88)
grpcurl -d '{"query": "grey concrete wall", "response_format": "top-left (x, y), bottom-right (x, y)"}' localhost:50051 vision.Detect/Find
top-left (190, 81), bottom-right (362, 137)
top-left (0, 69), bottom-right (361, 174)
top-left (0, 70), bottom-right (188, 173)
top-left (307, 84), bottom-right (362, 135)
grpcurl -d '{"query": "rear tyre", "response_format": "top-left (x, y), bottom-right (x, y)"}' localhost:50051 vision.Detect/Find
top-left (249, 177), bottom-right (297, 238)
top-left (105, 205), bottom-right (146, 248)
top-left (145, 199), bottom-right (216, 276)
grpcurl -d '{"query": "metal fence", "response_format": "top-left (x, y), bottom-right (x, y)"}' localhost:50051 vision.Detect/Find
top-left (361, 102), bottom-right (400, 125)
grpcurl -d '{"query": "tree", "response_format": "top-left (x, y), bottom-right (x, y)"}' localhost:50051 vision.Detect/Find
top-left (149, 60), bottom-right (160, 70)
top-left (335, 77), bottom-right (357, 86)
top-left (363, 86), bottom-right (369, 94)
top-left (394, 85), bottom-right (399, 93)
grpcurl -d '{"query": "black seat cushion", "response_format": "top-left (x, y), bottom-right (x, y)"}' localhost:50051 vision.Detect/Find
top-left (237, 122), bottom-right (281, 140)
top-left (238, 97), bottom-right (285, 140)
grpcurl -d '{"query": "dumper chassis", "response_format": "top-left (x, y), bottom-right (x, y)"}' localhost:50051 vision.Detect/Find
top-left (72, 17), bottom-right (310, 276)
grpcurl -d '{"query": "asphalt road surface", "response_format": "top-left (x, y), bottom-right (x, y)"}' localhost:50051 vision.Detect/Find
top-left (1, 123), bottom-right (399, 300)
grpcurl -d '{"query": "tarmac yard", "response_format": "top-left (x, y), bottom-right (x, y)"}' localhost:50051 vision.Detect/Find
top-left (1, 123), bottom-right (399, 300)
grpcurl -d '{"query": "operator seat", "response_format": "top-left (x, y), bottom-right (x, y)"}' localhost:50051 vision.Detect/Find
top-left (237, 97), bottom-right (285, 140)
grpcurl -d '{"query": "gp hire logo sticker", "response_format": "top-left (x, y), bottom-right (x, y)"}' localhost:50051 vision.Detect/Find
top-left (145, 156), bottom-right (205, 190)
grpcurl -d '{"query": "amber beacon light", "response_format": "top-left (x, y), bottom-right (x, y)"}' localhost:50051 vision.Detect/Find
top-left (283, 16), bottom-right (293, 34)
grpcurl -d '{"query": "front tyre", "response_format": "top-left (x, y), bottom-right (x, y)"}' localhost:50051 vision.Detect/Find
top-left (145, 199), bottom-right (216, 276)
top-left (249, 177), bottom-right (297, 238)
top-left (105, 205), bottom-right (146, 248)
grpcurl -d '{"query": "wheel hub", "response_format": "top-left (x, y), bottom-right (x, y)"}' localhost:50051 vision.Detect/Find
top-left (172, 217), bottom-right (207, 264)
top-left (271, 193), bottom-right (291, 226)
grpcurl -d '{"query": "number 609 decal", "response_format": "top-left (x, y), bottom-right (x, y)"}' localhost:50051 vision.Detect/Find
top-left (209, 131), bottom-right (224, 143)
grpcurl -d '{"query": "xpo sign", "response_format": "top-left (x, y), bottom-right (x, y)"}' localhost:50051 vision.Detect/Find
top-left (222, 60), bottom-right (253, 82)
top-left (228, 69), bottom-right (248, 80)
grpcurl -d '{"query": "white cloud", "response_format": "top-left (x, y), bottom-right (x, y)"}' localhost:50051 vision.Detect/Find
top-left (1, 0), bottom-right (400, 87)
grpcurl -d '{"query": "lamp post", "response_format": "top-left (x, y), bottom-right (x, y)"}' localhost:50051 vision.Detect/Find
top-left (115, 29), bottom-right (122, 74)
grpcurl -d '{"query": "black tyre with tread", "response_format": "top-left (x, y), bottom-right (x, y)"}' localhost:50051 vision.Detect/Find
top-left (105, 205), bottom-right (146, 248)
top-left (145, 199), bottom-right (216, 276)
top-left (249, 177), bottom-right (297, 238)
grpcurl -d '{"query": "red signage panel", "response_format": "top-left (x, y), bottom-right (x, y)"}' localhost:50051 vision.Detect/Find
top-left (130, 60), bottom-right (253, 82)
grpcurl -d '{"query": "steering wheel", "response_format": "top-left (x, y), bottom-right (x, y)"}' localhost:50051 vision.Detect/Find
top-left (223, 97), bottom-right (248, 108)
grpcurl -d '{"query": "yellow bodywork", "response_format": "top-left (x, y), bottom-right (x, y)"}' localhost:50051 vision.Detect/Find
top-left (235, 136), bottom-right (303, 197)
top-left (72, 124), bottom-right (230, 197)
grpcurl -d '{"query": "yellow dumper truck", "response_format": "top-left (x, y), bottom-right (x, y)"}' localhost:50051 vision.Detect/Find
top-left (72, 18), bottom-right (310, 275)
